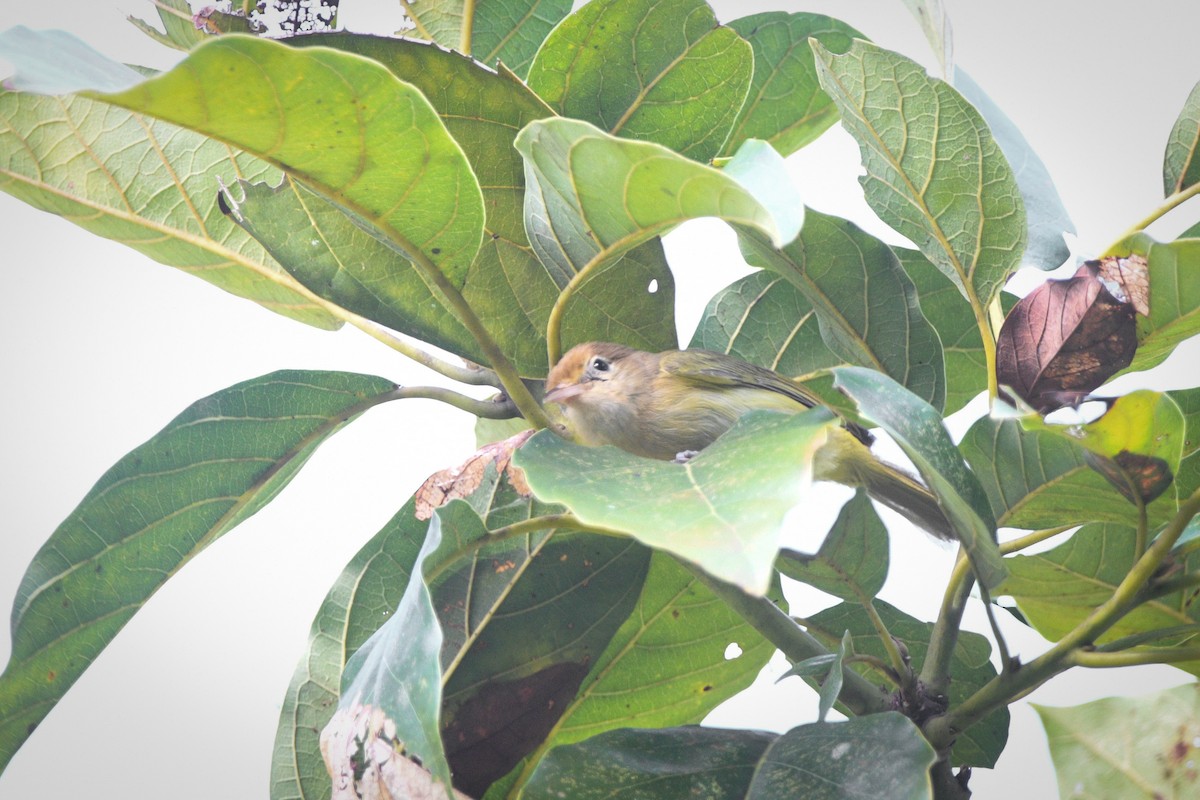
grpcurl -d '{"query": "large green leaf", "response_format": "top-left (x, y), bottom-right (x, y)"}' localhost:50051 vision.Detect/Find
top-left (501, 552), bottom-right (781, 792)
top-left (516, 118), bottom-right (799, 357)
top-left (955, 70), bottom-right (1074, 272)
top-left (833, 367), bottom-right (1006, 589)
top-left (523, 714), bottom-right (935, 800)
top-left (894, 246), bottom-right (989, 414)
top-left (722, 12), bottom-right (864, 157)
top-left (514, 409), bottom-right (839, 595)
top-left (1024, 391), bottom-right (1186, 506)
top-left (1035, 684), bottom-right (1200, 800)
top-left (1002, 522), bottom-right (1200, 674)
top-left (739, 210), bottom-right (946, 410)
top-left (225, 176), bottom-right (482, 363)
top-left (1165, 79), bottom-right (1200, 196)
top-left (1110, 233), bottom-right (1200, 374)
top-left (688, 269), bottom-right (851, 415)
top-left (400, 0), bottom-right (572, 76)
top-left (0, 79), bottom-right (337, 328)
top-left (527, 0), bottom-right (753, 163)
top-left (961, 416), bottom-right (1177, 531)
top-left (272, 451), bottom-right (552, 800)
top-left (777, 490), bottom-right (889, 601)
top-left (806, 600), bottom-right (1008, 768)
top-left (287, 33), bottom-right (676, 374)
top-left (812, 39), bottom-right (1026, 307)
top-left (97, 35), bottom-right (484, 287)
top-left (0, 371), bottom-right (397, 774)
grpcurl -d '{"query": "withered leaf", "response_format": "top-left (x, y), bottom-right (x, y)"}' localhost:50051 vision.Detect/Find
top-left (415, 429), bottom-right (535, 520)
top-left (1095, 253), bottom-right (1150, 316)
top-left (996, 262), bottom-right (1137, 413)
top-left (1084, 450), bottom-right (1175, 505)
top-left (321, 703), bottom-right (466, 800)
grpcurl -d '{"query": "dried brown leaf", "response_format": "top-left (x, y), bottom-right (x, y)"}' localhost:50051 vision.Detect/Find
top-left (415, 429), bottom-right (536, 520)
top-left (1095, 253), bottom-right (1150, 316)
top-left (996, 262), bottom-right (1137, 412)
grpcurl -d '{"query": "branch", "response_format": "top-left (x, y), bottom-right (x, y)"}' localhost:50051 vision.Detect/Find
top-left (1071, 647), bottom-right (1200, 668)
top-left (919, 549), bottom-right (974, 696)
top-left (682, 561), bottom-right (891, 716)
top-left (1112, 180), bottom-right (1200, 245)
top-left (347, 316), bottom-right (503, 387)
top-left (926, 486), bottom-right (1200, 747)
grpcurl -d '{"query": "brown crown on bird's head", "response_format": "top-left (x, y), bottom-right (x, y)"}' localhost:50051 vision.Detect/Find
top-left (544, 342), bottom-right (637, 404)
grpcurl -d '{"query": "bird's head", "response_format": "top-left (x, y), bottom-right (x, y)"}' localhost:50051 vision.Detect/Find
top-left (543, 342), bottom-right (638, 407)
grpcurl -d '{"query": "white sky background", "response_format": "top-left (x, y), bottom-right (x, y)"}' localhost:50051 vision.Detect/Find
top-left (1, 1), bottom-right (1198, 797)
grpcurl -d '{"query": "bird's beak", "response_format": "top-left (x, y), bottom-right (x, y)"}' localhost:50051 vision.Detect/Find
top-left (543, 382), bottom-right (587, 404)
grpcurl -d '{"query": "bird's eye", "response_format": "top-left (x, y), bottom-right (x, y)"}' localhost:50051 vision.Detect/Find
top-left (590, 357), bottom-right (610, 373)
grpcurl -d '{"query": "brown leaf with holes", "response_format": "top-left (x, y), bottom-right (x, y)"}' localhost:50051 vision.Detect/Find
top-left (1084, 450), bottom-right (1175, 505)
top-left (1094, 253), bottom-right (1150, 316)
top-left (321, 703), bottom-right (469, 800)
top-left (415, 429), bottom-right (536, 520)
top-left (996, 262), bottom-right (1138, 413)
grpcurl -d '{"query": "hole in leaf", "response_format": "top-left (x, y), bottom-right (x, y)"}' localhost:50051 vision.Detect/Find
top-left (647, 279), bottom-right (658, 294)
top-left (724, 642), bottom-right (742, 660)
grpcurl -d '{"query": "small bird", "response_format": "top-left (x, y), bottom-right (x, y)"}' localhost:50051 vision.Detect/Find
top-left (543, 342), bottom-right (952, 540)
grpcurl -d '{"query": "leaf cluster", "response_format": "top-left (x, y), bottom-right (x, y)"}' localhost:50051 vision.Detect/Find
top-left (0, 1), bottom-right (1198, 798)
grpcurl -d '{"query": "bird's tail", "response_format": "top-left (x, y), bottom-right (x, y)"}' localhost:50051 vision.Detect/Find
top-left (815, 429), bottom-right (954, 541)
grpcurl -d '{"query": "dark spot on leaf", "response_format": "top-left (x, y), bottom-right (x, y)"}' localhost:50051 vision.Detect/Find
top-left (95, 564), bottom-right (103, 574)
top-left (46, 670), bottom-right (56, 682)
top-left (702, 685), bottom-right (713, 692)
top-left (1084, 450), bottom-right (1174, 505)
top-left (217, 191), bottom-right (232, 216)
top-left (431, 247), bottom-right (441, 255)
top-left (671, 609), bottom-right (681, 618)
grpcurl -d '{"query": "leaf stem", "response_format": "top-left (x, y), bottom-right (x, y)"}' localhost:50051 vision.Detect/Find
top-left (925, 486), bottom-right (1200, 747)
top-left (999, 525), bottom-right (1077, 555)
top-left (919, 549), bottom-right (974, 695)
top-left (682, 561), bottom-right (891, 716)
top-left (1112, 181), bottom-right (1200, 246)
top-left (392, 385), bottom-right (519, 419)
top-left (844, 654), bottom-right (902, 686)
top-left (345, 316), bottom-right (503, 387)
top-left (460, 0), bottom-right (475, 53)
top-left (1071, 646), bottom-right (1200, 668)
top-left (859, 597), bottom-right (912, 691)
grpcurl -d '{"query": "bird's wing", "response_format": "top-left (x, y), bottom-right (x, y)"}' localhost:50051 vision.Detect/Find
top-left (660, 350), bottom-right (822, 409)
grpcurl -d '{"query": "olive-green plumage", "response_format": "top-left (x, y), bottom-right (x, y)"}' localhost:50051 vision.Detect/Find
top-left (545, 342), bottom-right (952, 540)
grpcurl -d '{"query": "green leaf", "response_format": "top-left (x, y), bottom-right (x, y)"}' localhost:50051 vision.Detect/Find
top-left (0, 85), bottom-right (338, 329)
top-left (97, 35), bottom-right (485, 287)
top-left (833, 367), bottom-right (1006, 589)
top-left (527, 0), bottom-right (753, 163)
top-left (812, 39), bottom-right (1026, 307)
top-left (722, 12), bottom-right (864, 157)
top-left (1035, 683), bottom-right (1200, 798)
top-left (961, 416), bottom-right (1178, 531)
top-left (1024, 390), bottom-right (1186, 506)
top-left (739, 209), bottom-right (946, 410)
top-left (517, 118), bottom-right (802, 271)
top-left (1002, 522), bottom-right (1200, 674)
top-left (1165, 80), bottom-right (1200, 196)
top-left (514, 409), bottom-right (839, 595)
top-left (523, 714), bottom-right (935, 800)
top-left (128, 0), bottom-right (211, 51)
top-left (224, 176), bottom-right (482, 363)
top-left (0, 371), bottom-right (397, 774)
top-left (476, 0), bottom-right (573, 76)
top-left (502, 552), bottom-right (781, 791)
top-left (901, 0), bottom-right (952, 76)
top-left (817, 631), bottom-right (851, 723)
top-left (807, 600), bottom-right (1008, 767)
top-left (291, 33), bottom-right (676, 373)
top-left (1111, 233), bottom-right (1200, 374)
top-left (273, 451), bottom-right (550, 800)
top-left (1172, 387), bottom-right (1200, 459)
top-left (894, 246), bottom-right (989, 414)
top-left (329, 494), bottom-right (652, 797)
top-left (0, 26), bottom-right (144, 93)
top-left (955, 70), bottom-right (1074, 272)
top-left (777, 490), bottom-right (889, 600)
